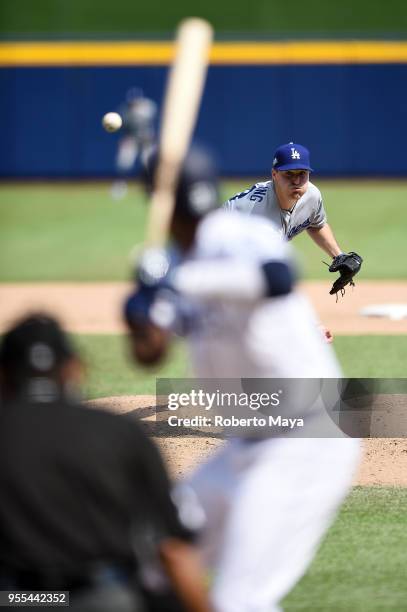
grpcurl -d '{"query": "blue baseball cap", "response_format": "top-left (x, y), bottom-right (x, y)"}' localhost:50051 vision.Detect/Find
top-left (272, 142), bottom-right (313, 172)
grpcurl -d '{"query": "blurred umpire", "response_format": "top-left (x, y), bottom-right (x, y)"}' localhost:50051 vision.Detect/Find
top-left (0, 314), bottom-right (210, 612)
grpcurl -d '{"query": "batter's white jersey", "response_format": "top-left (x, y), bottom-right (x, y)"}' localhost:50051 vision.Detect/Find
top-left (223, 180), bottom-right (326, 240)
top-left (183, 436), bottom-right (360, 612)
top-left (172, 209), bottom-right (361, 612)
top-left (172, 209), bottom-right (337, 379)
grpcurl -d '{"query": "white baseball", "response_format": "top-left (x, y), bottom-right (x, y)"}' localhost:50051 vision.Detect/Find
top-left (102, 112), bottom-right (122, 132)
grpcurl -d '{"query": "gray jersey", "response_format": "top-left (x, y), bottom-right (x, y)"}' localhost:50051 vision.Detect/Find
top-left (223, 180), bottom-right (327, 241)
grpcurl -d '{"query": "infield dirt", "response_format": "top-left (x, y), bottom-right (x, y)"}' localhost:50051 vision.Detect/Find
top-left (1, 281), bottom-right (407, 335)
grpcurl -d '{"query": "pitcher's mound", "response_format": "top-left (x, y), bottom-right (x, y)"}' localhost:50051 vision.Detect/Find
top-left (87, 395), bottom-right (407, 485)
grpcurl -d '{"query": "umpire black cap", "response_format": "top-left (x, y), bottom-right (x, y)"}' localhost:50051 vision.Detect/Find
top-left (0, 313), bottom-right (75, 387)
top-left (144, 146), bottom-right (219, 221)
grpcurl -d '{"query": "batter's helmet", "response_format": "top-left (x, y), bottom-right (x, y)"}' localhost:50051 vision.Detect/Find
top-left (144, 146), bottom-right (219, 221)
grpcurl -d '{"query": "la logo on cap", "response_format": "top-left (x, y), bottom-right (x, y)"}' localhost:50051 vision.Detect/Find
top-left (272, 142), bottom-right (313, 172)
top-left (291, 147), bottom-right (301, 160)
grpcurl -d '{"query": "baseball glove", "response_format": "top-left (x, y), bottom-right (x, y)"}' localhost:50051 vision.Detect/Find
top-left (328, 252), bottom-right (363, 298)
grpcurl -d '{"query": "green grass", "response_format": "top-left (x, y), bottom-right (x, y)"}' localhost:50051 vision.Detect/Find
top-left (292, 181), bottom-right (407, 279)
top-left (335, 336), bottom-right (407, 378)
top-left (1, 0), bottom-right (407, 36)
top-left (74, 334), bottom-right (405, 399)
top-left (283, 487), bottom-right (407, 611)
top-left (75, 334), bottom-right (189, 398)
top-left (0, 183), bottom-right (148, 282)
top-left (1, 181), bottom-right (407, 281)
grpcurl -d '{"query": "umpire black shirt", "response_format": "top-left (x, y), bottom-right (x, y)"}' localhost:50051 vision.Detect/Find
top-left (0, 397), bottom-right (189, 577)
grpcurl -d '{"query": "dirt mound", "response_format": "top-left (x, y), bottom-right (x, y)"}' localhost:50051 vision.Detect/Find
top-left (356, 438), bottom-right (407, 486)
top-left (88, 395), bottom-right (407, 486)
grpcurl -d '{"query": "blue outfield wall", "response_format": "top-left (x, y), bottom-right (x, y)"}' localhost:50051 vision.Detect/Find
top-left (0, 64), bottom-right (406, 178)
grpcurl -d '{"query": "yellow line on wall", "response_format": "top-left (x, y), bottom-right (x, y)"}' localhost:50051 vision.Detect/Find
top-left (1, 41), bottom-right (407, 66)
top-left (214, 41), bottom-right (407, 64)
top-left (0, 42), bottom-right (174, 66)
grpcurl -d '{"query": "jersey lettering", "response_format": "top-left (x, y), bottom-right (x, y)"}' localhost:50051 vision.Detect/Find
top-left (229, 185), bottom-right (256, 202)
top-left (249, 186), bottom-right (268, 203)
top-left (287, 217), bottom-right (311, 240)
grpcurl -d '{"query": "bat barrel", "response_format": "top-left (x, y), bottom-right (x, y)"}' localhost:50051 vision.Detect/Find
top-left (145, 18), bottom-right (213, 247)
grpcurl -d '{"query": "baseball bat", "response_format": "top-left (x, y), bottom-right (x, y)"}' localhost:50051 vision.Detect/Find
top-left (145, 18), bottom-right (213, 246)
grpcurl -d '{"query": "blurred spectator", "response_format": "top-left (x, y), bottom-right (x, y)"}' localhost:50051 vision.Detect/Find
top-left (112, 87), bottom-right (157, 200)
top-left (0, 313), bottom-right (210, 612)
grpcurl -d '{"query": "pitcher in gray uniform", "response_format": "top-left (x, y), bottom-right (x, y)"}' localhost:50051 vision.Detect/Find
top-left (224, 142), bottom-right (344, 257)
top-left (223, 142), bottom-right (363, 310)
top-left (224, 142), bottom-right (363, 339)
